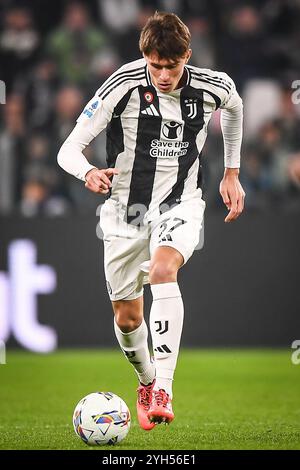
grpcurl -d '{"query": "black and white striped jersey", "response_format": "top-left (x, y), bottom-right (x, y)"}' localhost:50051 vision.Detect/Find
top-left (58, 58), bottom-right (243, 222)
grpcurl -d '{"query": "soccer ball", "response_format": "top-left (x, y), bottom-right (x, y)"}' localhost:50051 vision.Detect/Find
top-left (73, 392), bottom-right (131, 446)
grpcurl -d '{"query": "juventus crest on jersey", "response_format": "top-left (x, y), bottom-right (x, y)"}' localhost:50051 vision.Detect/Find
top-left (75, 58), bottom-right (239, 223)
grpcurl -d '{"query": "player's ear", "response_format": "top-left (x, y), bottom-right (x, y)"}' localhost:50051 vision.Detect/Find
top-left (186, 49), bottom-right (192, 63)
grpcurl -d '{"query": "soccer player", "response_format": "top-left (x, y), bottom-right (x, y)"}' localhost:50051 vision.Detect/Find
top-left (58, 12), bottom-right (245, 430)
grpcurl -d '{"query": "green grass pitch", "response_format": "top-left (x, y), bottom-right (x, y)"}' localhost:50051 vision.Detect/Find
top-left (0, 349), bottom-right (299, 450)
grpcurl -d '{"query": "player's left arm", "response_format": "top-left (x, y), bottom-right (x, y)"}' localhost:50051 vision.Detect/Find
top-left (219, 75), bottom-right (245, 223)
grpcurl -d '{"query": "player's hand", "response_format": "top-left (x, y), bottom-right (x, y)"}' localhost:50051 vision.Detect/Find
top-left (84, 168), bottom-right (119, 194)
top-left (219, 168), bottom-right (245, 223)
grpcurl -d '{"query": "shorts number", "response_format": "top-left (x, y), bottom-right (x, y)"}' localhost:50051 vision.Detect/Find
top-left (158, 217), bottom-right (187, 241)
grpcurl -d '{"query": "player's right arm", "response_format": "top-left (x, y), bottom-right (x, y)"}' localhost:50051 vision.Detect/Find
top-left (57, 93), bottom-right (116, 191)
top-left (57, 67), bottom-right (129, 193)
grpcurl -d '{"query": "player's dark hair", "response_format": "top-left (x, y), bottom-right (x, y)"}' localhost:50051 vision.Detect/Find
top-left (139, 11), bottom-right (191, 61)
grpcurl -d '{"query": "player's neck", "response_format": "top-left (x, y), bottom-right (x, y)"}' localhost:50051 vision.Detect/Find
top-left (175, 68), bottom-right (188, 90)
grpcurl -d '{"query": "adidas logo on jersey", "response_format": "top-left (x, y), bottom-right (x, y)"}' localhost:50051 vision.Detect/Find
top-left (141, 104), bottom-right (159, 116)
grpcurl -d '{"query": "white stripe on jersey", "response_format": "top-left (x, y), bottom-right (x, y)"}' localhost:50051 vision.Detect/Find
top-left (147, 94), bottom-right (184, 219)
top-left (181, 157), bottom-right (200, 199)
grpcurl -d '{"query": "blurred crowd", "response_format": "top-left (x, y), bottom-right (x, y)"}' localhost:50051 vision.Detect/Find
top-left (0, 0), bottom-right (300, 216)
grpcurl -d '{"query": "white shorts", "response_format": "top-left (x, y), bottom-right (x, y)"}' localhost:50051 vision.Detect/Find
top-left (99, 191), bottom-right (205, 301)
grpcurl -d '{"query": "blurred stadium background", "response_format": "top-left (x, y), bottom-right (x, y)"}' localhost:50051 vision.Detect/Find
top-left (1, 0), bottom-right (300, 451)
top-left (1, 0), bottom-right (300, 351)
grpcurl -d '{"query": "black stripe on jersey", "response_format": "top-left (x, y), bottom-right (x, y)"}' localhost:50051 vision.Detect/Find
top-left (188, 67), bottom-right (232, 89)
top-left (185, 66), bottom-right (192, 86)
top-left (97, 66), bottom-right (145, 98)
top-left (197, 153), bottom-right (203, 189)
top-left (197, 74), bottom-right (232, 92)
top-left (145, 66), bottom-right (152, 86)
top-left (126, 86), bottom-right (162, 225)
top-left (159, 87), bottom-right (205, 210)
top-left (199, 73), bottom-right (231, 88)
top-left (106, 86), bottom-right (138, 169)
top-left (101, 72), bottom-right (146, 100)
top-left (191, 74), bottom-right (231, 94)
top-left (202, 89), bottom-right (221, 110)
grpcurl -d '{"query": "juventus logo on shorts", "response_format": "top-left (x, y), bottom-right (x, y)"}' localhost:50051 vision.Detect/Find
top-left (184, 98), bottom-right (197, 119)
top-left (154, 344), bottom-right (172, 353)
top-left (154, 320), bottom-right (169, 335)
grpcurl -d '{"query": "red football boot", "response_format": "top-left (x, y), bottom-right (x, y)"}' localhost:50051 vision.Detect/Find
top-left (147, 389), bottom-right (174, 424)
top-left (136, 381), bottom-right (156, 431)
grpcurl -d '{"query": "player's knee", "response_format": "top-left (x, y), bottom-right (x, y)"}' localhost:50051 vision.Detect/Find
top-left (115, 314), bottom-right (141, 333)
top-left (113, 301), bottom-right (142, 333)
top-left (149, 262), bottom-right (177, 284)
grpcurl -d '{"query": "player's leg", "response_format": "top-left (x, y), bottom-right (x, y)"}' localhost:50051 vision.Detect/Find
top-left (112, 296), bottom-right (156, 431)
top-left (112, 296), bottom-right (155, 386)
top-left (99, 199), bottom-right (155, 430)
top-left (147, 195), bottom-right (205, 424)
top-left (147, 246), bottom-right (184, 424)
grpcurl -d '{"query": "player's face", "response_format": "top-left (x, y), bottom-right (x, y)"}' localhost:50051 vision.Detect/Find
top-left (144, 50), bottom-right (192, 93)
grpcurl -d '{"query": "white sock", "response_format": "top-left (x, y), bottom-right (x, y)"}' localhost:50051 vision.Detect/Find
top-left (150, 282), bottom-right (184, 399)
top-left (114, 319), bottom-right (155, 386)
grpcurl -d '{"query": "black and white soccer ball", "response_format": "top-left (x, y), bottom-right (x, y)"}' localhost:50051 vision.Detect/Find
top-left (73, 392), bottom-right (131, 446)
